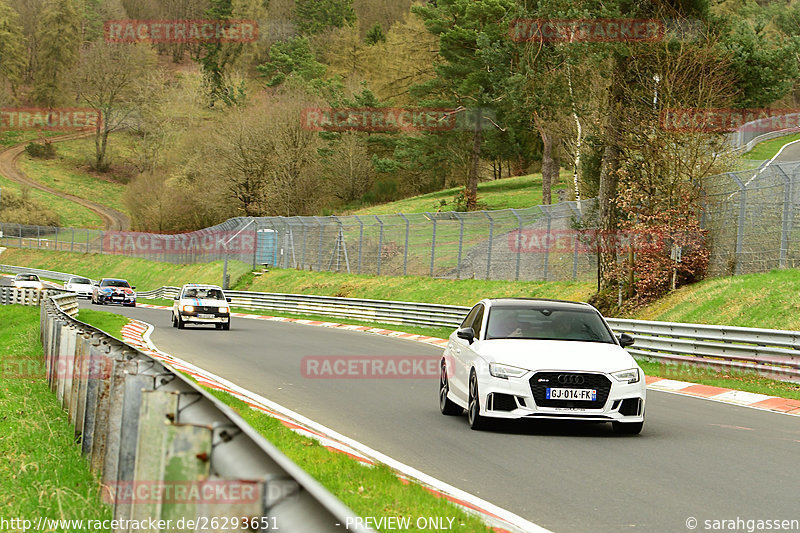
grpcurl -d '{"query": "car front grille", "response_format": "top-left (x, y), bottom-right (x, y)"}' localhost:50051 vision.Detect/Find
top-left (194, 306), bottom-right (218, 313)
top-left (529, 372), bottom-right (612, 409)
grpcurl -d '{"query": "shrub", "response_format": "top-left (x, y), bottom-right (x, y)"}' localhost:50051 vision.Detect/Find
top-left (24, 141), bottom-right (56, 159)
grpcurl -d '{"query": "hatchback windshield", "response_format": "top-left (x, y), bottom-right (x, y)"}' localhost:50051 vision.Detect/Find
top-left (16, 274), bottom-right (39, 281)
top-left (70, 277), bottom-right (91, 284)
top-left (184, 288), bottom-right (224, 300)
top-left (101, 279), bottom-right (131, 288)
top-left (485, 306), bottom-right (615, 344)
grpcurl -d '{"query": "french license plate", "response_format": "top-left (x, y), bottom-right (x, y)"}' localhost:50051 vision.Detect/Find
top-left (546, 388), bottom-right (596, 401)
top-left (197, 314), bottom-right (215, 319)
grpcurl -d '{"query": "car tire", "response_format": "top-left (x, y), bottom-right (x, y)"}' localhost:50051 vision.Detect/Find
top-left (468, 372), bottom-right (491, 430)
top-left (172, 313), bottom-right (178, 328)
top-left (439, 361), bottom-right (462, 416)
top-left (222, 322), bottom-right (230, 331)
top-left (177, 314), bottom-right (185, 329)
top-left (612, 421), bottom-right (644, 435)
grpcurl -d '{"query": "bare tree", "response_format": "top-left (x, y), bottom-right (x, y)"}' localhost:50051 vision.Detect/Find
top-left (72, 41), bottom-right (156, 170)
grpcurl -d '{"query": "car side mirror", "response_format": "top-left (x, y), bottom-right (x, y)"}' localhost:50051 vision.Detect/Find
top-left (173, 296), bottom-right (180, 300)
top-left (131, 286), bottom-right (136, 290)
top-left (456, 327), bottom-right (475, 344)
top-left (226, 297), bottom-right (231, 303)
top-left (618, 333), bottom-right (635, 348)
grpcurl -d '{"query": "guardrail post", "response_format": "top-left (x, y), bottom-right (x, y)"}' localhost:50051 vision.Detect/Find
top-left (299, 219), bottom-right (308, 270)
top-left (511, 208), bottom-right (523, 281)
top-left (102, 357), bottom-right (138, 489)
top-left (115, 366), bottom-right (156, 525)
top-left (398, 213), bottom-right (409, 276)
top-left (127, 389), bottom-right (182, 525)
top-left (81, 333), bottom-right (106, 457)
top-left (483, 211), bottom-right (493, 280)
top-left (426, 212), bottom-right (436, 278)
top-left (374, 215), bottom-right (384, 276)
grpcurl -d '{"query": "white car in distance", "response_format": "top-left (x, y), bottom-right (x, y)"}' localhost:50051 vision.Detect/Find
top-left (64, 276), bottom-right (94, 298)
top-left (439, 298), bottom-right (646, 434)
top-left (173, 284), bottom-right (232, 330)
top-left (13, 273), bottom-right (44, 290)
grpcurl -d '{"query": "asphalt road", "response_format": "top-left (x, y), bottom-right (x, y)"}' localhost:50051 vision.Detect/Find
top-left (773, 138), bottom-right (800, 162)
top-left (78, 300), bottom-right (800, 533)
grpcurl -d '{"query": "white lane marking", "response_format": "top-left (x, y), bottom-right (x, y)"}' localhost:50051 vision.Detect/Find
top-left (649, 379), bottom-right (694, 391)
top-left (136, 319), bottom-right (550, 533)
top-left (711, 390), bottom-right (773, 405)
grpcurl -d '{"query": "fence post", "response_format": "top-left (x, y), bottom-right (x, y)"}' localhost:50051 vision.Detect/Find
top-left (541, 206), bottom-right (552, 281)
top-left (426, 212), bottom-right (436, 278)
top-left (510, 209), bottom-right (522, 281)
top-left (86, 230), bottom-right (90, 253)
top-left (398, 213), bottom-right (409, 276)
top-left (776, 165), bottom-right (792, 269)
top-left (315, 217), bottom-right (324, 272)
top-left (454, 212), bottom-right (464, 279)
top-left (353, 215), bottom-right (364, 274)
top-left (483, 211), bottom-right (494, 280)
top-left (728, 172), bottom-right (747, 275)
top-left (566, 202), bottom-right (582, 280)
top-left (374, 215), bottom-right (384, 276)
top-left (300, 219), bottom-right (308, 270)
top-left (18, 223), bottom-right (22, 247)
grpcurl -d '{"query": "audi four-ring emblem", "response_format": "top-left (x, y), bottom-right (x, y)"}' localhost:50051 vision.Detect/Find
top-left (558, 374), bottom-right (585, 385)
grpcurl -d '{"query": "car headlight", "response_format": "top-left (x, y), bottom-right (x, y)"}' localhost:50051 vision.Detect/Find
top-left (182, 305), bottom-right (194, 313)
top-left (489, 363), bottom-right (528, 380)
top-left (218, 307), bottom-right (229, 314)
top-left (611, 368), bottom-right (640, 384)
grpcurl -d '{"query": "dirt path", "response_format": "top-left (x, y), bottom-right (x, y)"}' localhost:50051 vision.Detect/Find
top-left (0, 131), bottom-right (131, 230)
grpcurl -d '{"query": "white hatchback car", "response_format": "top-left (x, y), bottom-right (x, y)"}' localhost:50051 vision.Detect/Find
top-left (13, 273), bottom-right (44, 290)
top-left (173, 284), bottom-right (232, 330)
top-left (64, 276), bottom-right (94, 298)
top-left (439, 298), bottom-right (646, 434)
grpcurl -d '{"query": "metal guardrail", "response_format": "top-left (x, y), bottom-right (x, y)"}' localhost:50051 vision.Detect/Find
top-left (138, 286), bottom-right (468, 329)
top-left (4, 291), bottom-right (373, 532)
top-left (5, 263), bottom-right (800, 382)
top-left (0, 264), bottom-right (77, 282)
top-left (0, 286), bottom-right (74, 310)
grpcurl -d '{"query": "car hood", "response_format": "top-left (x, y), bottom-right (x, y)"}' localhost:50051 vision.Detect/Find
top-left (471, 339), bottom-right (637, 373)
top-left (179, 298), bottom-right (227, 306)
top-left (101, 287), bottom-right (134, 294)
top-left (15, 281), bottom-right (42, 288)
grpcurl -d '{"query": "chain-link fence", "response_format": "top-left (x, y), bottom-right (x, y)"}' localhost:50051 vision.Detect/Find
top-left (2, 161), bottom-right (800, 281)
top-left (0, 201), bottom-right (600, 282)
top-left (702, 161), bottom-right (800, 276)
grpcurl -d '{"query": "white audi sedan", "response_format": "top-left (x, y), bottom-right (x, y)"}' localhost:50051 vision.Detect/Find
top-left (439, 298), bottom-right (646, 434)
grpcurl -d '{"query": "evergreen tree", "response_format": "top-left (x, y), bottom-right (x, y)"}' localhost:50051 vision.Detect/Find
top-left (32, 0), bottom-right (80, 106)
top-left (0, 0), bottom-right (25, 95)
top-left (294, 0), bottom-right (355, 35)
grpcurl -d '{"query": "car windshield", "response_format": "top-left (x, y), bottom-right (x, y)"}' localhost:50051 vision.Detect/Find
top-left (101, 279), bottom-right (130, 288)
top-left (185, 288), bottom-right (223, 300)
top-left (485, 306), bottom-right (615, 344)
top-left (70, 277), bottom-right (91, 284)
top-left (17, 274), bottom-right (39, 281)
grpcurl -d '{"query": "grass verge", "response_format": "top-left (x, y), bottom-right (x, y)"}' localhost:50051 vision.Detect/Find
top-left (0, 248), bottom-right (251, 292)
top-left (742, 133), bottom-right (800, 160)
top-left (0, 305), bottom-right (112, 527)
top-left (18, 135), bottom-right (132, 216)
top-left (203, 388), bottom-right (493, 533)
top-left (350, 171), bottom-right (571, 215)
top-left (75, 309), bottom-right (128, 341)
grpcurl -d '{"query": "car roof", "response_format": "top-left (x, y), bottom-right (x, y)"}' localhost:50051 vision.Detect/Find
top-left (101, 278), bottom-right (129, 282)
top-left (483, 298), bottom-right (594, 311)
top-left (181, 284), bottom-right (223, 290)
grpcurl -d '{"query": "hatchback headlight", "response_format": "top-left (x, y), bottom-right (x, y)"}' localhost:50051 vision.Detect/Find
top-left (218, 307), bottom-right (229, 314)
top-left (182, 305), bottom-right (194, 313)
top-left (489, 363), bottom-right (528, 379)
top-left (611, 368), bottom-right (640, 384)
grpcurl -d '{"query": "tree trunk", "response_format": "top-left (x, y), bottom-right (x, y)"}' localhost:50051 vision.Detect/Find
top-left (597, 54), bottom-right (626, 285)
top-left (465, 111), bottom-right (483, 211)
top-left (541, 130), bottom-right (552, 205)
